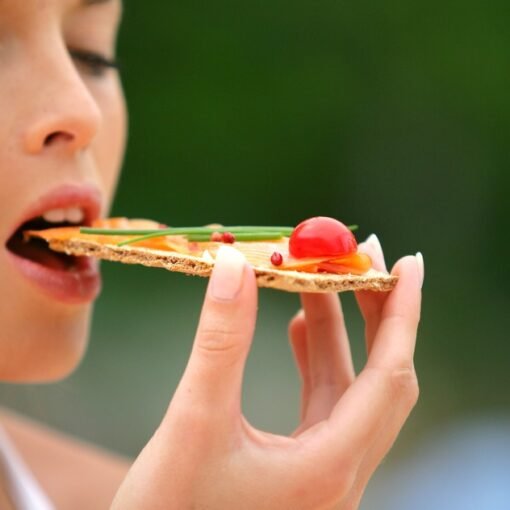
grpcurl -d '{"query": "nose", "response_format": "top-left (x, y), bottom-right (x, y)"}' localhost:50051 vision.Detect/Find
top-left (23, 49), bottom-right (102, 156)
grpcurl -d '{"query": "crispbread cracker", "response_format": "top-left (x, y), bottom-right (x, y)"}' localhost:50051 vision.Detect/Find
top-left (46, 237), bottom-right (397, 293)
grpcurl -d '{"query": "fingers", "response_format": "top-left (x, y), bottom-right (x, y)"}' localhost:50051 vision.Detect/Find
top-left (289, 293), bottom-right (355, 431)
top-left (288, 311), bottom-right (311, 422)
top-left (367, 254), bottom-right (423, 370)
top-left (306, 255), bottom-right (423, 472)
top-left (359, 234), bottom-right (388, 273)
top-left (171, 246), bottom-right (258, 424)
top-left (300, 292), bottom-right (355, 395)
top-left (356, 234), bottom-right (390, 353)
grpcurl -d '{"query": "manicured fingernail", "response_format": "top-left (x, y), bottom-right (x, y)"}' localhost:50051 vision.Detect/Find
top-left (366, 233), bottom-right (387, 271)
top-left (415, 252), bottom-right (424, 288)
top-left (366, 233), bottom-right (381, 253)
top-left (210, 245), bottom-right (246, 301)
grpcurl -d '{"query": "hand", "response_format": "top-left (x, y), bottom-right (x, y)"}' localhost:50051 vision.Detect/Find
top-left (111, 238), bottom-right (423, 510)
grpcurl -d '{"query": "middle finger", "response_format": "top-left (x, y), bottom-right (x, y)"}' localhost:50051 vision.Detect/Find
top-left (300, 293), bottom-right (355, 423)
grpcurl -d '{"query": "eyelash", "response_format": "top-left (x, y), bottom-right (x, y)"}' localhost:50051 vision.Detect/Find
top-left (69, 48), bottom-right (120, 77)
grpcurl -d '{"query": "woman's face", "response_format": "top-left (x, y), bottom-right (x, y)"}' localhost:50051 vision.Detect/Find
top-left (0, 0), bottom-right (126, 381)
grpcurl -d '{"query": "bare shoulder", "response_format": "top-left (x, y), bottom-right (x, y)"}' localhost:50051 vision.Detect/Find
top-left (0, 407), bottom-right (131, 510)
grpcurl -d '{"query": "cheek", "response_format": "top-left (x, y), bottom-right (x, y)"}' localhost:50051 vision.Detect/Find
top-left (91, 75), bottom-right (127, 212)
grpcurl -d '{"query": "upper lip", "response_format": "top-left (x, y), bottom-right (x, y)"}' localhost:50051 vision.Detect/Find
top-left (6, 184), bottom-right (103, 241)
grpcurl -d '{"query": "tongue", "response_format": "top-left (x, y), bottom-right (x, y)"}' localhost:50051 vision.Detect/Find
top-left (9, 237), bottom-right (75, 270)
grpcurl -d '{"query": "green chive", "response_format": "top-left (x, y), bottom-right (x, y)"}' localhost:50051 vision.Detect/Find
top-left (79, 224), bottom-right (359, 247)
top-left (80, 226), bottom-right (294, 236)
top-left (118, 231), bottom-right (288, 246)
top-left (186, 232), bottom-right (286, 242)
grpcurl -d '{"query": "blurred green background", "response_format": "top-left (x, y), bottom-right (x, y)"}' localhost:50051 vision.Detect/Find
top-left (2, 0), bottom-right (509, 506)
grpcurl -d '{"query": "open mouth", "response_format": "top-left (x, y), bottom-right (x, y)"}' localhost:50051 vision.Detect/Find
top-left (6, 212), bottom-right (88, 272)
top-left (5, 185), bottom-right (102, 303)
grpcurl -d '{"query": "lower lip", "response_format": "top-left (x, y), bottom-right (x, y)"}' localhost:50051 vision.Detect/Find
top-left (6, 251), bottom-right (101, 305)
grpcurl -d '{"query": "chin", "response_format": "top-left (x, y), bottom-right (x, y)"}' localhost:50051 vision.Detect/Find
top-left (0, 282), bottom-right (94, 383)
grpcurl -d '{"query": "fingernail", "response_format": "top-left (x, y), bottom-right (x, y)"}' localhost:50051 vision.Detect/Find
top-left (366, 233), bottom-right (382, 253)
top-left (210, 245), bottom-right (246, 301)
top-left (365, 233), bottom-right (387, 271)
top-left (415, 252), bottom-right (424, 288)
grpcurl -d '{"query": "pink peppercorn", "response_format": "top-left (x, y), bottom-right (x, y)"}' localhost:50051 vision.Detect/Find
top-left (271, 252), bottom-right (283, 266)
top-left (222, 232), bottom-right (236, 244)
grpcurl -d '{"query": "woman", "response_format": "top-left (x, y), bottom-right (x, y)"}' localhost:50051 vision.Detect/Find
top-left (0, 0), bottom-right (424, 508)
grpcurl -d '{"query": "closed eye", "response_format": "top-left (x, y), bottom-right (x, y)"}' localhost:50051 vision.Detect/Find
top-left (69, 48), bottom-right (120, 77)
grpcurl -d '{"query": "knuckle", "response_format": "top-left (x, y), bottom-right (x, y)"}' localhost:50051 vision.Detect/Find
top-left (309, 312), bottom-right (333, 332)
top-left (196, 326), bottom-right (245, 355)
top-left (390, 367), bottom-right (420, 408)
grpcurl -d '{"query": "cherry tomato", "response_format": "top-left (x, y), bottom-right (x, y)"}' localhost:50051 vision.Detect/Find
top-left (289, 217), bottom-right (357, 259)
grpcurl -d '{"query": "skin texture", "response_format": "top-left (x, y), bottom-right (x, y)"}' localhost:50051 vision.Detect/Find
top-left (112, 242), bottom-right (423, 510)
top-left (0, 0), bottom-right (126, 381)
top-left (0, 1), bottom-right (424, 508)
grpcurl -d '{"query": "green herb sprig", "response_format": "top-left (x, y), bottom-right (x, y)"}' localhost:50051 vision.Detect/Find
top-left (80, 225), bottom-right (358, 246)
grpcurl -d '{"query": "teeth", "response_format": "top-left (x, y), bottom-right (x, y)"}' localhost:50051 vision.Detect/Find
top-left (65, 207), bottom-right (85, 224)
top-left (42, 207), bottom-right (85, 224)
top-left (42, 209), bottom-right (66, 223)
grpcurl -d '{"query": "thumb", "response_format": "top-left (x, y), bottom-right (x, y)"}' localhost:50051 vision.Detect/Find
top-left (173, 245), bottom-right (258, 418)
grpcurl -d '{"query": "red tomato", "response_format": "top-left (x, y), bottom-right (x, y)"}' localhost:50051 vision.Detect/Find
top-left (289, 217), bottom-right (357, 259)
